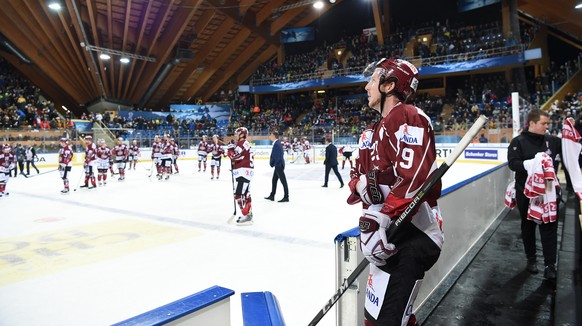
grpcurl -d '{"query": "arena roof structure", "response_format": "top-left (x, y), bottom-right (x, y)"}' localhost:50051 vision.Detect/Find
top-left (0, 0), bottom-right (343, 113)
top-left (0, 0), bottom-right (579, 116)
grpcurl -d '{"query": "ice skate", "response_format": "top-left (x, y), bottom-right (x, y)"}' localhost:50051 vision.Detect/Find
top-left (61, 189), bottom-right (69, 194)
top-left (88, 185), bottom-right (96, 189)
top-left (99, 182), bottom-right (103, 186)
top-left (165, 175), bottom-right (170, 180)
top-left (236, 212), bottom-right (253, 226)
top-left (211, 176), bottom-right (214, 180)
top-left (80, 184), bottom-right (89, 188)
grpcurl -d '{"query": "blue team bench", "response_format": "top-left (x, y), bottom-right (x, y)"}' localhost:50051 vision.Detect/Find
top-left (241, 291), bottom-right (286, 326)
top-left (112, 285), bottom-right (234, 326)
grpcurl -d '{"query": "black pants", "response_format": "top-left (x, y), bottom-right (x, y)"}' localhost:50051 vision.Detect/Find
top-left (270, 166), bottom-right (289, 198)
top-left (515, 188), bottom-right (558, 266)
top-left (26, 160), bottom-right (39, 174)
top-left (324, 165), bottom-right (343, 186)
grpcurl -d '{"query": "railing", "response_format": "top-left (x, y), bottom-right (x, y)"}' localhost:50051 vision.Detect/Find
top-left (249, 44), bottom-right (527, 86)
top-left (0, 127), bottom-right (83, 153)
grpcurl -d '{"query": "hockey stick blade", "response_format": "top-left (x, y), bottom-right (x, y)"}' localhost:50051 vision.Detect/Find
top-left (308, 115), bottom-right (488, 325)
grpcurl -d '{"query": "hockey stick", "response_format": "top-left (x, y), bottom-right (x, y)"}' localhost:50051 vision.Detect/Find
top-left (227, 159), bottom-right (237, 224)
top-left (21, 168), bottom-right (59, 178)
top-left (72, 168), bottom-right (86, 192)
top-left (308, 115), bottom-right (488, 326)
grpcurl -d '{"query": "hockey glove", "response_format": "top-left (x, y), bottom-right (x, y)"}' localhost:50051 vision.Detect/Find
top-left (359, 209), bottom-right (397, 266)
top-left (355, 170), bottom-right (385, 206)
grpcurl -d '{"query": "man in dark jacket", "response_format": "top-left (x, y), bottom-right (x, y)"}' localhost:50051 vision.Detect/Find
top-left (322, 137), bottom-right (343, 188)
top-left (265, 131), bottom-right (289, 202)
top-left (507, 109), bottom-right (561, 280)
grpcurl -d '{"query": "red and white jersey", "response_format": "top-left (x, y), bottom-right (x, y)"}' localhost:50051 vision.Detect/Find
top-left (151, 141), bottom-right (162, 158)
top-left (228, 138), bottom-right (254, 180)
top-left (96, 146), bottom-right (111, 161)
top-left (172, 144), bottom-right (180, 157)
top-left (85, 143), bottom-right (98, 162)
top-left (197, 141), bottom-right (209, 155)
top-left (352, 103), bottom-right (440, 218)
top-left (282, 140), bottom-right (291, 152)
top-left (302, 140), bottom-right (311, 151)
top-left (113, 143), bottom-right (129, 161)
top-left (209, 143), bottom-right (225, 159)
top-left (59, 145), bottom-right (73, 166)
top-left (129, 144), bottom-right (140, 156)
top-left (0, 152), bottom-right (15, 173)
top-left (292, 141), bottom-right (302, 152)
top-left (161, 141), bottom-right (173, 159)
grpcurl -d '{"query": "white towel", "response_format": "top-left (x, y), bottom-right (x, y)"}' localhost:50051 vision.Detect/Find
top-left (561, 118), bottom-right (582, 200)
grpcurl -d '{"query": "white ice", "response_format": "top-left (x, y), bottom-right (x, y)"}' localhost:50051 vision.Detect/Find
top-left (0, 158), bottom-right (496, 326)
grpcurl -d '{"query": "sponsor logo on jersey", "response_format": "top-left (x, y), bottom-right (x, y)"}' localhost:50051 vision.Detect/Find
top-left (366, 288), bottom-right (380, 306)
top-left (359, 130), bottom-right (374, 149)
top-left (395, 124), bottom-right (424, 146)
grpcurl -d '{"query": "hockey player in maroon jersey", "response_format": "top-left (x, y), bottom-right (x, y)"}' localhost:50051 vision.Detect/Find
top-left (227, 127), bottom-right (254, 225)
top-left (113, 137), bottom-right (129, 181)
top-left (151, 135), bottom-right (162, 177)
top-left (95, 139), bottom-right (111, 186)
top-left (58, 138), bottom-right (74, 193)
top-left (302, 137), bottom-right (311, 164)
top-left (170, 138), bottom-right (180, 174)
top-left (347, 58), bottom-right (443, 326)
top-left (159, 135), bottom-right (173, 180)
top-left (80, 135), bottom-right (98, 189)
top-left (128, 140), bottom-right (140, 170)
top-left (0, 144), bottom-right (15, 197)
top-left (197, 135), bottom-right (209, 172)
top-left (209, 135), bottom-right (226, 180)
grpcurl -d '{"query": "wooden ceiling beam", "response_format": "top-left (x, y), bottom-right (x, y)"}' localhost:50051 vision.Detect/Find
top-left (129, 0), bottom-right (201, 104)
top-left (183, 29), bottom-right (252, 98)
top-left (239, 0), bottom-right (257, 17)
top-left (207, 0), bottom-right (279, 44)
top-left (121, 0), bottom-right (154, 100)
top-left (156, 18), bottom-right (235, 106)
top-left (1, 53), bottom-right (79, 114)
top-left (87, 0), bottom-right (111, 96)
top-left (107, 0), bottom-right (115, 96)
top-left (116, 0), bottom-right (133, 99)
top-left (292, 0), bottom-right (342, 27)
top-left (270, 7), bottom-right (304, 34)
top-left (201, 38), bottom-right (267, 100)
top-left (63, 0), bottom-right (105, 100)
top-left (0, 9), bottom-right (87, 104)
top-left (21, 0), bottom-right (94, 98)
top-left (256, 0), bottom-right (286, 26)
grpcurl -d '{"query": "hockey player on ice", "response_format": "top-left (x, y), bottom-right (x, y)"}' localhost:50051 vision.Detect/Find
top-left (171, 138), bottom-right (180, 174)
top-left (347, 58), bottom-right (443, 326)
top-left (227, 127), bottom-right (255, 225)
top-left (113, 137), bottom-right (129, 181)
top-left (58, 138), bottom-right (73, 193)
top-left (128, 140), bottom-right (140, 170)
top-left (209, 135), bottom-right (226, 180)
top-left (302, 137), bottom-right (311, 164)
top-left (96, 139), bottom-right (112, 186)
top-left (339, 144), bottom-right (354, 170)
top-left (0, 143), bottom-right (15, 197)
top-left (197, 135), bottom-right (210, 172)
top-left (151, 135), bottom-right (162, 177)
top-left (80, 135), bottom-right (98, 189)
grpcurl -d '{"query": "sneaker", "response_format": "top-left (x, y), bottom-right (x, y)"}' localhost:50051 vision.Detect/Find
top-left (264, 195), bottom-right (274, 201)
top-left (544, 265), bottom-right (556, 280)
top-left (278, 197), bottom-right (289, 202)
top-left (526, 260), bottom-right (538, 274)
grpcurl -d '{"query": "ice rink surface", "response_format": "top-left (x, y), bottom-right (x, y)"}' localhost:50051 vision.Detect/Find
top-left (0, 157), bottom-right (500, 326)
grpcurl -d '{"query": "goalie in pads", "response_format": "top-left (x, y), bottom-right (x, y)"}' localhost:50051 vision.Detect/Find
top-left (348, 58), bottom-right (444, 326)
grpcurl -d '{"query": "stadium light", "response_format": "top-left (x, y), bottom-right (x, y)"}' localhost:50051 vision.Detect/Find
top-left (99, 53), bottom-right (111, 60)
top-left (313, 1), bottom-right (324, 9)
top-left (120, 57), bottom-right (130, 64)
top-left (576, 2), bottom-right (582, 8)
top-left (48, 1), bottom-right (62, 11)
